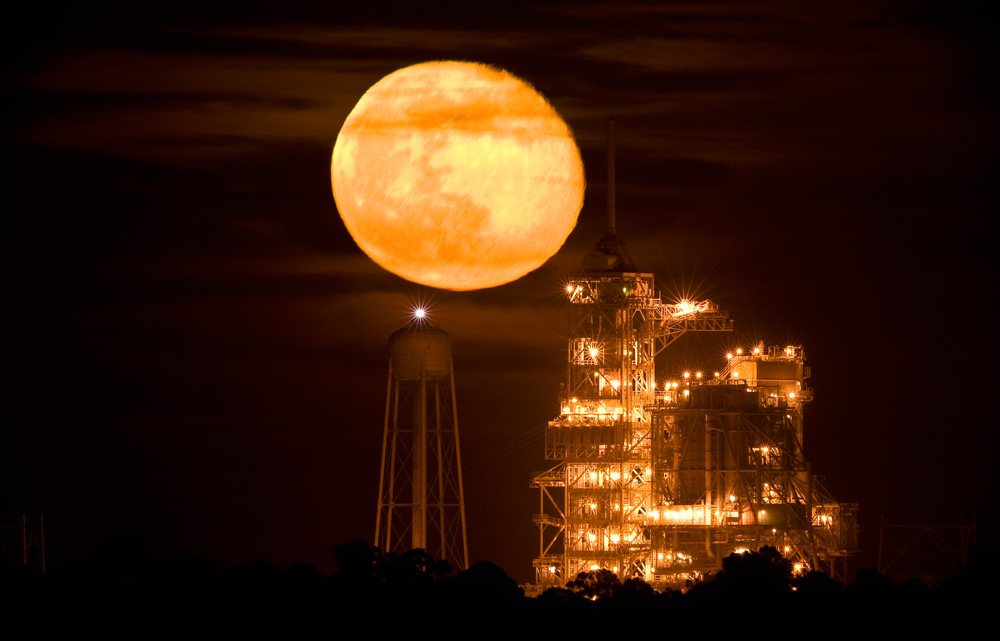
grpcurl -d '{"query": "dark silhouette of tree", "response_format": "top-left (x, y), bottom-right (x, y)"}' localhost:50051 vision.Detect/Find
top-left (686, 545), bottom-right (793, 610)
top-left (88, 530), bottom-right (155, 588)
top-left (937, 545), bottom-right (994, 601)
top-left (620, 576), bottom-right (656, 603)
top-left (331, 539), bottom-right (376, 584)
top-left (373, 548), bottom-right (450, 584)
top-left (795, 569), bottom-right (843, 595)
top-left (849, 566), bottom-right (895, 600)
top-left (566, 568), bottom-right (621, 600)
top-left (285, 562), bottom-right (327, 595)
top-left (536, 586), bottom-right (582, 605)
top-left (452, 560), bottom-right (523, 600)
top-left (715, 545), bottom-right (792, 593)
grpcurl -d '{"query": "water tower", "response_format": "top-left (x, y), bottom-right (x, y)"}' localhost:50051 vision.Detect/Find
top-left (375, 311), bottom-right (469, 569)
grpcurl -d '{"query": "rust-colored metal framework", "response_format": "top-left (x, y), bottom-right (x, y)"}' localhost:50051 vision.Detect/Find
top-left (531, 118), bottom-right (856, 589)
top-left (531, 274), bottom-right (858, 589)
top-left (877, 516), bottom-right (976, 585)
top-left (1, 514), bottom-right (45, 572)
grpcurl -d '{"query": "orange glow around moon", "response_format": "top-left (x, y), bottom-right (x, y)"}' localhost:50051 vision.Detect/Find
top-left (332, 61), bottom-right (584, 290)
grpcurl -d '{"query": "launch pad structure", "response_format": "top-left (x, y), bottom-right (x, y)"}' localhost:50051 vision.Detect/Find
top-left (530, 119), bottom-right (857, 590)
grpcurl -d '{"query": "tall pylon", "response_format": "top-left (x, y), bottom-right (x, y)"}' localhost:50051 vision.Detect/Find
top-left (375, 312), bottom-right (469, 570)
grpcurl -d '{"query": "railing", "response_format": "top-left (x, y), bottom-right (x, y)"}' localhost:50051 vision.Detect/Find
top-left (531, 469), bottom-right (565, 487)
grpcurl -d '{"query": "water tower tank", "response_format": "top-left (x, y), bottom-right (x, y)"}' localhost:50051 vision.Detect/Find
top-left (388, 325), bottom-right (452, 381)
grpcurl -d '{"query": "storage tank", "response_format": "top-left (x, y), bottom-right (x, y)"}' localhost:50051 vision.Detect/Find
top-left (388, 324), bottom-right (453, 381)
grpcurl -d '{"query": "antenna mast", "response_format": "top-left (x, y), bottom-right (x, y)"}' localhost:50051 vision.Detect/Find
top-left (607, 116), bottom-right (616, 238)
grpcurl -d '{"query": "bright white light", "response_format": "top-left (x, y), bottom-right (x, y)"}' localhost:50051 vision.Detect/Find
top-left (413, 308), bottom-right (426, 319)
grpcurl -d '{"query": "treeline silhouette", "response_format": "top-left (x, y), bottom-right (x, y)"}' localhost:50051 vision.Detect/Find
top-left (3, 534), bottom-right (990, 632)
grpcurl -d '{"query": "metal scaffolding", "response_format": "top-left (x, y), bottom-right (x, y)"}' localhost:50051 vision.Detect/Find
top-left (532, 272), bottom-right (859, 588)
top-left (532, 288), bottom-right (859, 588)
top-left (1, 514), bottom-right (45, 572)
top-left (531, 119), bottom-right (857, 589)
top-left (877, 516), bottom-right (976, 585)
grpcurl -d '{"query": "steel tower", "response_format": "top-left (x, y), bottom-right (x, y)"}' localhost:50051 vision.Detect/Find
top-left (376, 314), bottom-right (469, 570)
top-left (530, 118), bottom-right (857, 590)
top-left (531, 118), bottom-right (733, 586)
top-left (645, 346), bottom-right (858, 585)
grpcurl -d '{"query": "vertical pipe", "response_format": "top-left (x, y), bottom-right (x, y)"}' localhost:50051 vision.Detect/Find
top-left (413, 367), bottom-right (427, 551)
top-left (386, 379), bottom-right (401, 552)
top-left (451, 366), bottom-right (470, 570)
top-left (735, 417), bottom-right (743, 524)
top-left (806, 461), bottom-right (813, 529)
top-left (375, 361), bottom-right (393, 549)
top-left (705, 415), bottom-right (714, 558)
top-left (435, 382), bottom-right (445, 560)
top-left (672, 418), bottom-right (680, 499)
top-left (672, 417), bottom-right (680, 553)
top-left (40, 513), bottom-right (45, 573)
top-left (607, 117), bottom-right (616, 238)
top-left (564, 464), bottom-right (570, 583)
top-left (807, 461), bottom-right (820, 570)
top-left (540, 483), bottom-right (545, 558)
top-left (705, 415), bottom-right (712, 515)
top-left (753, 455), bottom-right (763, 551)
top-left (755, 457), bottom-right (762, 526)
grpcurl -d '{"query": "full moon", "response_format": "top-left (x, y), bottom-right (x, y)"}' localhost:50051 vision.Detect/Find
top-left (331, 61), bottom-right (585, 290)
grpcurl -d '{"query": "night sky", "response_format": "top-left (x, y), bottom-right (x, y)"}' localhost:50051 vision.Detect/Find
top-left (6, 1), bottom-right (996, 583)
